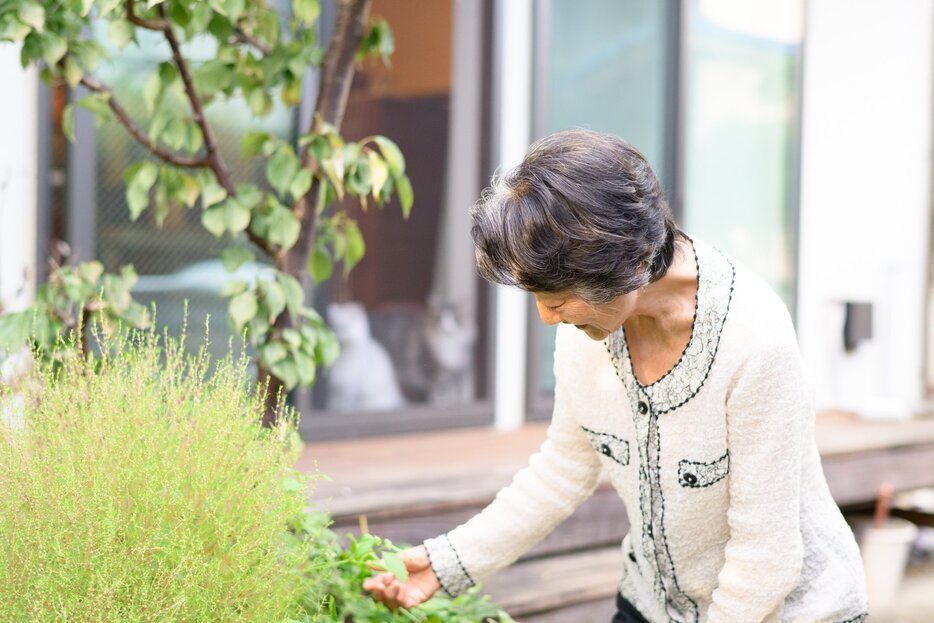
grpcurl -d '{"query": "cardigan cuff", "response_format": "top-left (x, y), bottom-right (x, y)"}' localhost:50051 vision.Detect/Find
top-left (424, 534), bottom-right (475, 597)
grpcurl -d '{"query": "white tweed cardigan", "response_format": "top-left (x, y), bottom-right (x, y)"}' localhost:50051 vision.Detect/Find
top-left (425, 238), bottom-right (868, 623)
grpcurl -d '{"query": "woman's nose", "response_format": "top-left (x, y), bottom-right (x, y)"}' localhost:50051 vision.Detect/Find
top-left (536, 301), bottom-right (562, 326)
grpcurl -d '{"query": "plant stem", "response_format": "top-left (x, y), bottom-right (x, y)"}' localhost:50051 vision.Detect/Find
top-left (156, 5), bottom-right (272, 255)
top-left (125, 0), bottom-right (169, 31)
top-left (79, 75), bottom-right (209, 168)
top-left (157, 6), bottom-right (234, 197)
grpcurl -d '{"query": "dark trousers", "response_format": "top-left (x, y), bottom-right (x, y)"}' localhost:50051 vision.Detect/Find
top-left (612, 594), bottom-right (651, 623)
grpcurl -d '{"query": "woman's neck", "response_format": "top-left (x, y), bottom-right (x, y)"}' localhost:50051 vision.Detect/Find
top-left (627, 238), bottom-right (698, 335)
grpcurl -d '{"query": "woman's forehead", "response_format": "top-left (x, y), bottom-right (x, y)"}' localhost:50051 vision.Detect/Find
top-left (533, 290), bottom-right (578, 304)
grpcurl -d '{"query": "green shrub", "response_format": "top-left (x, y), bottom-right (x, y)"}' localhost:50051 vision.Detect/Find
top-left (0, 331), bottom-right (326, 622)
top-left (0, 330), bottom-right (513, 622)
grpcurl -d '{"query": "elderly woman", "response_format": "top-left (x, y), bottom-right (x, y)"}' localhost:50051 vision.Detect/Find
top-left (364, 130), bottom-right (867, 623)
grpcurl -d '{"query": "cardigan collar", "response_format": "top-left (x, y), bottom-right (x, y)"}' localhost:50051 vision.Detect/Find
top-left (605, 236), bottom-right (735, 415)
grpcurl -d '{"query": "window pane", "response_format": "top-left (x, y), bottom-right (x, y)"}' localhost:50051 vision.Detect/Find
top-left (308, 0), bottom-right (488, 415)
top-left (91, 15), bottom-right (293, 364)
top-left (683, 0), bottom-right (803, 303)
top-left (536, 0), bottom-right (670, 395)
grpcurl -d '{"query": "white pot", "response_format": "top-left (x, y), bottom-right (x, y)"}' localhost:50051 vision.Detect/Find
top-left (860, 517), bottom-right (918, 610)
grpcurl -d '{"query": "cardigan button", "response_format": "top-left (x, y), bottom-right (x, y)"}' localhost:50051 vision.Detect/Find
top-left (600, 443), bottom-right (612, 456)
top-left (628, 550), bottom-right (637, 562)
top-left (683, 472), bottom-right (698, 486)
top-left (637, 401), bottom-right (648, 414)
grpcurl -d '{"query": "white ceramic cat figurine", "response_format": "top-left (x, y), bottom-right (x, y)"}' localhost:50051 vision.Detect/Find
top-left (327, 301), bottom-right (406, 413)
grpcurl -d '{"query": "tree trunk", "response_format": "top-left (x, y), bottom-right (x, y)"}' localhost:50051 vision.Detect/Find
top-left (261, 0), bottom-right (374, 427)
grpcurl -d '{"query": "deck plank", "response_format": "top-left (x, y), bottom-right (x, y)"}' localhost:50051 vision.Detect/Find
top-left (301, 413), bottom-right (934, 515)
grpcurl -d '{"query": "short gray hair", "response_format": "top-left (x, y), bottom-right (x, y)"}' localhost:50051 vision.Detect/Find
top-left (470, 129), bottom-right (682, 304)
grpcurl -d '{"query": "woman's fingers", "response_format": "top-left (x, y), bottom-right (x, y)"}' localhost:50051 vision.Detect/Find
top-left (401, 545), bottom-right (430, 571)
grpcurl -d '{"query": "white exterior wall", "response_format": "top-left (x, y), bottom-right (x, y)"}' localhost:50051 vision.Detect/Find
top-left (797, 0), bottom-right (933, 417)
top-left (0, 48), bottom-right (38, 315)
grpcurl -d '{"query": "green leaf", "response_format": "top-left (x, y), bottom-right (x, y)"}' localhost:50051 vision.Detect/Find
top-left (261, 280), bottom-right (286, 321)
top-left (98, 0), bottom-right (123, 17)
top-left (77, 92), bottom-right (112, 118)
top-left (292, 0), bottom-right (320, 25)
top-left (186, 124), bottom-right (203, 153)
top-left (220, 247), bottom-right (255, 272)
top-left (219, 279), bottom-right (249, 297)
top-left (78, 261), bottom-right (104, 283)
top-left (247, 88), bottom-right (273, 117)
top-left (294, 350), bottom-right (315, 386)
top-left (279, 274), bottom-right (305, 315)
top-left (266, 147), bottom-right (299, 197)
top-left (223, 198), bottom-right (251, 235)
top-left (267, 207), bottom-right (300, 250)
top-left (81, 0), bottom-right (95, 16)
top-left (168, 1), bottom-right (192, 25)
top-left (107, 20), bottom-right (134, 49)
top-left (177, 174), bottom-right (200, 208)
top-left (382, 551), bottom-right (409, 583)
top-left (343, 220), bottom-right (365, 274)
top-left (259, 341), bottom-right (288, 368)
top-left (148, 108), bottom-right (170, 141)
top-left (314, 327), bottom-right (340, 366)
top-left (224, 0), bottom-right (245, 22)
top-left (1, 18), bottom-right (31, 42)
top-left (201, 182), bottom-right (227, 208)
top-left (62, 104), bottom-right (75, 142)
top-left (320, 151), bottom-right (345, 199)
top-left (282, 328), bottom-right (301, 349)
top-left (193, 59), bottom-right (233, 97)
top-left (241, 131), bottom-right (271, 158)
top-left (308, 247), bottom-right (332, 284)
top-left (63, 57), bottom-right (82, 88)
top-left (41, 33), bottom-right (68, 66)
top-left (235, 183), bottom-right (263, 209)
top-left (125, 162), bottom-right (159, 220)
top-left (143, 72), bottom-right (163, 115)
top-left (162, 117), bottom-right (188, 151)
top-left (376, 20), bottom-right (395, 62)
top-left (289, 168), bottom-right (312, 200)
top-left (201, 205), bottom-right (226, 237)
top-left (396, 174), bottom-right (414, 218)
top-left (270, 356), bottom-right (299, 390)
top-left (373, 136), bottom-right (405, 177)
top-left (229, 291), bottom-right (258, 332)
top-left (367, 150), bottom-right (388, 199)
top-left (18, 3), bottom-right (44, 33)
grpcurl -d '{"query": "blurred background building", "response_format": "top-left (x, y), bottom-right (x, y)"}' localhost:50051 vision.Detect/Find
top-left (0, 0), bottom-right (932, 440)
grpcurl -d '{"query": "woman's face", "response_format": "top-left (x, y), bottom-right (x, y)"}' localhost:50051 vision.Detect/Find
top-left (533, 290), bottom-right (639, 341)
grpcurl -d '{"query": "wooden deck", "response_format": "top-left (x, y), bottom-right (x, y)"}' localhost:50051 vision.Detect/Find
top-left (296, 411), bottom-right (934, 619)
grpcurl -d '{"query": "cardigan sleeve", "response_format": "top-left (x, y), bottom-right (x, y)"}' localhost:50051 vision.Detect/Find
top-left (424, 325), bottom-right (603, 596)
top-left (706, 339), bottom-right (807, 622)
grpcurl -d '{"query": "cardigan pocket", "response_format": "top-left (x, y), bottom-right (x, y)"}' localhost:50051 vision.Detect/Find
top-left (678, 450), bottom-right (729, 488)
top-left (581, 426), bottom-right (630, 466)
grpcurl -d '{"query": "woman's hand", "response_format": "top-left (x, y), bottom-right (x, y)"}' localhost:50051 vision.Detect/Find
top-left (362, 545), bottom-right (441, 610)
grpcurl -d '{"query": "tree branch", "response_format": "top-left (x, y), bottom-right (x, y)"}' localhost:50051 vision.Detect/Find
top-left (125, 0), bottom-right (169, 30)
top-left (232, 26), bottom-right (272, 55)
top-left (79, 75), bottom-right (210, 168)
top-left (156, 7), bottom-right (273, 252)
top-left (157, 6), bottom-right (235, 198)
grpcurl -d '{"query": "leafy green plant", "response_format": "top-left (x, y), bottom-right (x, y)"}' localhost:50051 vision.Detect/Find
top-left (0, 257), bottom-right (150, 361)
top-left (0, 0), bottom-right (413, 424)
top-left (0, 329), bottom-right (327, 621)
top-left (296, 527), bottom-right (515, 623)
